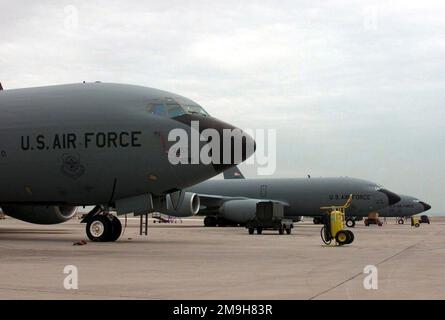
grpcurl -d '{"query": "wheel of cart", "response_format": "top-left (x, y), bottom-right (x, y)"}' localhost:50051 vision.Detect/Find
top-left (248, 228), bottom-right (255, 235)
top-left (257, 227), bottom-right (263, 235)
top-left (286, 228), bottom-right (292, 234)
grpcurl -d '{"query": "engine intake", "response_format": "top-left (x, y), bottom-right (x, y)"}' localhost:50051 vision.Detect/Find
top-left (165, 192), bottom-right (200, 217)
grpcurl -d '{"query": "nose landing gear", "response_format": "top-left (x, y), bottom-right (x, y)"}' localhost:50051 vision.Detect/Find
top-left (345, 218), bottom-right (356, 228)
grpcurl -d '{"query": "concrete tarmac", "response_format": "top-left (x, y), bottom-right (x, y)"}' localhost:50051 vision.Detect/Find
top-left (0, 216), bottom-right (444, 300)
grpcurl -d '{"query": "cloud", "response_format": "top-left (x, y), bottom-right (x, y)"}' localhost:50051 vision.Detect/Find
top-left (1, 0), bottom-right (444, 213)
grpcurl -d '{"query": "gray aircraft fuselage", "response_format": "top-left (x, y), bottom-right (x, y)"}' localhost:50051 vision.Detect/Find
top-left (0, 83), bottom-right (254, 206)
top-left (377, 195), bottom-right (431, 218)
top-left (188, 177), bottom-right (400, 219)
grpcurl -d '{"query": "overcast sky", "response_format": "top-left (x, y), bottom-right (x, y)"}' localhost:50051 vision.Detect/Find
top-left (1, 0), bottom-right (444, 214)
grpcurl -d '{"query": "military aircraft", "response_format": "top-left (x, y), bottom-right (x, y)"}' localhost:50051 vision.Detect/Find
top-left (0, 82), bottom-right (255, 241)
top-left (183, 167), bottom-right (401, 227)
top-left (220, 167), bottom-right (430, 228)
top-left (313, 194), bottom-right (431, 227)
top-left (376, 194), bottom-right (431, 224)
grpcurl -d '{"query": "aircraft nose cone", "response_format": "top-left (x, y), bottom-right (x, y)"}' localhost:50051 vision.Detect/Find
top-left (420, 201), bottom-right (432, 212)
top-left (378, 188), bottom-right (401, 206)
top-left (172, 114), bottom-right (256, 173)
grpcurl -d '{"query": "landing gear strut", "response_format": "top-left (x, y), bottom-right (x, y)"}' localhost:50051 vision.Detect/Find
top-left (82, 206), bottom-right (122, 242)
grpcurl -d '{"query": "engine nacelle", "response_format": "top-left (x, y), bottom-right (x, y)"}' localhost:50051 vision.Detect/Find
top-left (219, 199), bottom-right (259, 223)
top-left (165, 192), bottom-right (200, 217)
top-left (1, 205), bottom-right (78, 225)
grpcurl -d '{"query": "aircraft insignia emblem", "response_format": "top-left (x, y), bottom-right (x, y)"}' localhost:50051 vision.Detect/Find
top-left (61, 153), bottom-right (85, 180)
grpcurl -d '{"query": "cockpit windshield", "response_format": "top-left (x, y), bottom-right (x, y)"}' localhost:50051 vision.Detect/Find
top-left (183, 105), bottom-right (209, 116)
top-left (166, 103), bottom-right (186, 118)
top-left (147, 98), bottom-right (210, 119)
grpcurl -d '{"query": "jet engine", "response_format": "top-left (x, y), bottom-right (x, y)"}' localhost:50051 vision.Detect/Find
top-left (219, 199), bottom-right (259, 223)
top-left (165, 192), bottom-right (200, 217)
top-left (1, 205), bottom-right (78, 225)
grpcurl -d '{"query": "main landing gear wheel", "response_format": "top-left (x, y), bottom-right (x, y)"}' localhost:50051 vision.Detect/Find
top-left (86, 215), bottom-right (112, 242)
top-left (346, 219), bottom-right (356, 228)
top-left (398, 218), bottom-right (404, 225)
top-left (109, 216), bottom-right (122, 242)
top-left (204, 216), bottom-right (217, 227)
top-left (86, 214), bottom-right (122, 242)
top-left (313, 217), bottom-right (322, 225)
top-left (216, 217), bottom-right (227, 227)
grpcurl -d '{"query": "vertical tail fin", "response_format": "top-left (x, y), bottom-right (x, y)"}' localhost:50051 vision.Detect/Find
top-left (223, 166), bottom-right (245, 179)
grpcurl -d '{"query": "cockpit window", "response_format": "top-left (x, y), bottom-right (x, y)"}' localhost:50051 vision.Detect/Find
top-left (151, 104), bottom-right (167, 116)
top-left (184, 105), bottom-right (209, 116)
top-left (166, 104), bottom-right (186, 118)
top-left (148, 98), bottom-right (210, 118)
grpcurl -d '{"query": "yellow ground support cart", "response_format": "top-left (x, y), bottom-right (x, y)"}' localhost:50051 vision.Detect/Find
top-left (320, 195), bottom-right (355, 246)
top-left (411, 216), bottom-right (420, 228)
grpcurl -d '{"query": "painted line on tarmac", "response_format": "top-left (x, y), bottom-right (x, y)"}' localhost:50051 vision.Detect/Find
top-left (308, 241), bottom-right (421, 300)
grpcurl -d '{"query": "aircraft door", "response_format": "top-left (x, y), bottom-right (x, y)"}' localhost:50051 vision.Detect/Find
top-left (260, 185), bottom-right (267, 198)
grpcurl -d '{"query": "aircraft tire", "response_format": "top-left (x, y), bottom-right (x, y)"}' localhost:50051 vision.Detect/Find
top-left (109, 216), bottom-right (122, 242)
top-left (398, 219), bottom-right (404, 225)
top-left (86, 215), bottom-right (113, 242)
top-left (346, 219), bottom-right (356, 228)
top-left (216, 217), bottom-right (227, 227)
top-left (204, 216), bottom-right (217, 227)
